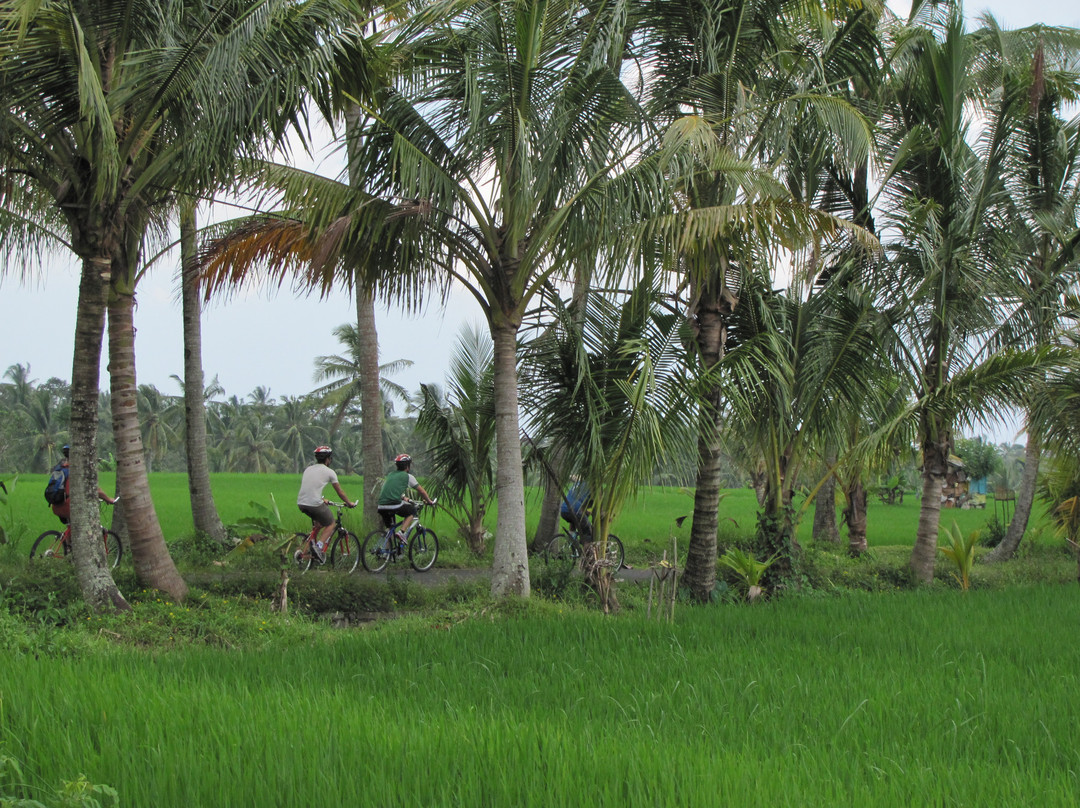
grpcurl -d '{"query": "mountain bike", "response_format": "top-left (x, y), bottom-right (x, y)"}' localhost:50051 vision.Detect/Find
top-left (30, 500), bottom-right (122, 569)
top-left (292, 501), bottom-right (360, 573)
top-left (361, 500), bottom-right (439, 573)
top-left (544, 528), bottom-right (624, 571)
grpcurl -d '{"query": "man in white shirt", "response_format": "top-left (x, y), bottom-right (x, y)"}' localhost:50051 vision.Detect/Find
top-left (297, 445), bottom-right (355, 562)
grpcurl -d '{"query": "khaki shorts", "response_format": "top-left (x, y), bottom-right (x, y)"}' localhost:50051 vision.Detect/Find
top-left (299, 503), bottom-right (334, 527)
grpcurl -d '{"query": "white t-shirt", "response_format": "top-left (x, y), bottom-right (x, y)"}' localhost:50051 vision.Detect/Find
top-left (297, 463), bottom-right (339, 507)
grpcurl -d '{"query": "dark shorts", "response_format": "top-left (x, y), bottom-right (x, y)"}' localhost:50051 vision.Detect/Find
top-left (378, 501), bottom-right (416, 527)
top-left (299, 503), bottom-right (334, 528)
top-left (560, 510), bottom-right (591, 537)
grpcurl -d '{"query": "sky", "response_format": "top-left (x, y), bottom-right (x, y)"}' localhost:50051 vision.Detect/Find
top-left (2, 0), bottom-right (1078, 430)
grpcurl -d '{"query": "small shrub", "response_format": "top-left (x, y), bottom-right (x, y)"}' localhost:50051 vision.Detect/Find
top-left (939, 520), bottom-right (979, 590)
top-left (167, 531), bottom-right (231, 564)
top-left (979, 516), bottom-right (1006, 548)
top-left (718, 548), bottom-right (778, 601)
top-left (533, 555), bottom-right (577, 600)
top-left (0, 747), bottom-right (114, 808)
top-left (2, 565), bottom-right (83, 622)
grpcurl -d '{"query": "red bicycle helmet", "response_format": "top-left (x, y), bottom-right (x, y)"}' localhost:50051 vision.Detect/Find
top-left (394, 453), bottom-right (411, 469)
top-left (314, 445), bottom-right (333, 461)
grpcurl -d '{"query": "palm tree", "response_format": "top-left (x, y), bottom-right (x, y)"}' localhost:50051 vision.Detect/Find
top-left (349, 0), bottom-right (653, 597)
top-left (878, 6), bottom-right (1080, 582)
top-left (222, 411), bottom-right (289, 473)
top-left (719, 273), bottom-right (886, 577)
top-left (2, 363), bottom-right (36, 411)
top-left (521, 275), bottom-right (698, 610)
top-left (178, 205), bottom-right (227, 543)
top-left (984, 51), bottom-right (1080, 562)
top-left (415, 324), bottom-right (497, 556)
top-left (136, 384), bottom-right (180, 473)
top-left (633, 0), bottom-right (876, 600)
top-left (0, 0), bottom-right (350, 608)
top-left (275, 395), bottom-right (328, 473)
top-left (23, 387), bottom-right (69, 473)
top-left (312, 323), bottom-right (412, 440)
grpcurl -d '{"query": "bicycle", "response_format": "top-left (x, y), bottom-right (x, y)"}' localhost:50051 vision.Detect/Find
top-left (361, 500), bottom-right (439, 573)
top-left (292, 501), bottom-right (360, 573)
top-left (544, 527), bottom-right (624, 571)
top-left (30, 500), bottom-right (122, 569)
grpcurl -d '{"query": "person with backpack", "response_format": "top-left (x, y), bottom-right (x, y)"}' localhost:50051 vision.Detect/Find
top-left (560, 478), bottom-right (592, 538)
top-left (46, 445), bottom-right (117, 524)
top-left (377, 454), bottom-right (436, 542)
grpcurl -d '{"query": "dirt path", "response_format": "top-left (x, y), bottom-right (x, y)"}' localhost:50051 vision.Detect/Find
top-left (365, 564), bottom-right (656, 586)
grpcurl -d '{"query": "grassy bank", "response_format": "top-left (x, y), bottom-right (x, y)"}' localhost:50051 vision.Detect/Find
top-left (1, 585), bottom-right (1078, 806)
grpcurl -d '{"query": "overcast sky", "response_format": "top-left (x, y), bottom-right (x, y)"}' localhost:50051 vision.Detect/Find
top-left (2, 0), bottom-right (1077, 437)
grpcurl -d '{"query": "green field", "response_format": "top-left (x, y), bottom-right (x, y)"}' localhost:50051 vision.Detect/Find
top-left (1, 472), bottom-right (1043, 566)
top-left (1, 473), bottom-right (1077, 806)
top-left (2, 586), bottom-right (1079, 806)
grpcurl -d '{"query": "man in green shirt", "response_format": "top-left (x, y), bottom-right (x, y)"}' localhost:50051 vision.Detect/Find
top-left (377, 454), bottom-right (435, 540)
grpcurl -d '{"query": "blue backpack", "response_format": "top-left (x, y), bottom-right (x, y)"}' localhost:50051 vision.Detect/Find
top-left (44, 463), bottom-right (68, 505)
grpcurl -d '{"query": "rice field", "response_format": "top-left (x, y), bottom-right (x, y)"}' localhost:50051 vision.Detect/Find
top-left (0, 472), bottom-right (1041, 564)
top-left (2, 585), bottom-right (1079, 806)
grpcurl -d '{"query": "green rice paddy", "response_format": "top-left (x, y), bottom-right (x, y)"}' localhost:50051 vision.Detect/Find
top-left (2, 586), bottom-right (1078, 806)
top-left (0, 473), bottom-right (1074, 806)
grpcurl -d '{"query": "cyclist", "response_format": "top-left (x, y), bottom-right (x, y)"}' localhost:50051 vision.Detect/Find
top-left (377, 454), bottom-right (435, 542)
top-left (50, 445), bottom-right (117, 526)
top-left (560, 478), bottom-right (592, 538)
top-left (297, 445), bottom-right (356, 562)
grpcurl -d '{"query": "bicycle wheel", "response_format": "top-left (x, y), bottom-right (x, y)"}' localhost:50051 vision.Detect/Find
top-left (292, 533), bottom-right (313, 573)
top-left (408, 528), bottom-right (439, 572)
top-left (361, 529), bottom-right (391, 573)
top-left (602, 534), bottom-right (625, 571)
top-left (29, 530), bottom-right (64, 560)
top-left (103, 529), bottom-right (122, 569)
top-left (330, 530), bottom-right (361, 573)
top-left (544, 532), bottom-right (574, 563)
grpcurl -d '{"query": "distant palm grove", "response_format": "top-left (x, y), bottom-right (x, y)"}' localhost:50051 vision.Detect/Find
top-left (2, 0), bottom-right (1080, 611)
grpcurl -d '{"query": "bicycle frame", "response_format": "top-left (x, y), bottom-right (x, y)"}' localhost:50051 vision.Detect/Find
top-left (292, 502), bottom-right (363, 573)
top-left (362, 500), bottom-right (439, 573)
top-left (298, 504), bottom-right (346, 557)
top-left (31, 523), bottom-right (121, 567)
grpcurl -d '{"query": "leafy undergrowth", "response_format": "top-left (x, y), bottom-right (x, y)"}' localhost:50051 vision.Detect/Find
top-left (806, 541), bottom-right (1077, 593)
top-left (0, 533), bottom-right (1075, 655)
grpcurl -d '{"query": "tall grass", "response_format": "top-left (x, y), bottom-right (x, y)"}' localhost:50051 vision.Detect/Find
top-left (2, 585), bottom-right (1078, 806)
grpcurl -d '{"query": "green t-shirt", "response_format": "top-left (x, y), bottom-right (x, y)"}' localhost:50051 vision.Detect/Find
top-left (378, 470), bottom-right (417, 506)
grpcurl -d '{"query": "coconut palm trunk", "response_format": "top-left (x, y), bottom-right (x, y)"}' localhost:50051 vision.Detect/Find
top-left (685, 386), bottom-right (725, 601)
top-left (181, 208), bottom-right (227, 545)
top-left (842, 478), bottom-right (868, 555)
top-left (356, 288), bottom-right (383, 528)
top-left (69, 256), bottom-right (130, 612)
top-left (531, 474), bottom-right (563, 554)
top-left (911, 427), bottom-right (949, 583)
top-left (490, 317), bottom-right (530, 597)
top-left (108, 289), bottom-right (188, 599)
top-left (814, 471), bottom-right (842, 544)
top-left (684, 282), bottom-right (732, 601)
top-left (344, 102), bottom-right (386, 531)
top-left (985, 429), bottom-right (1041, 562)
